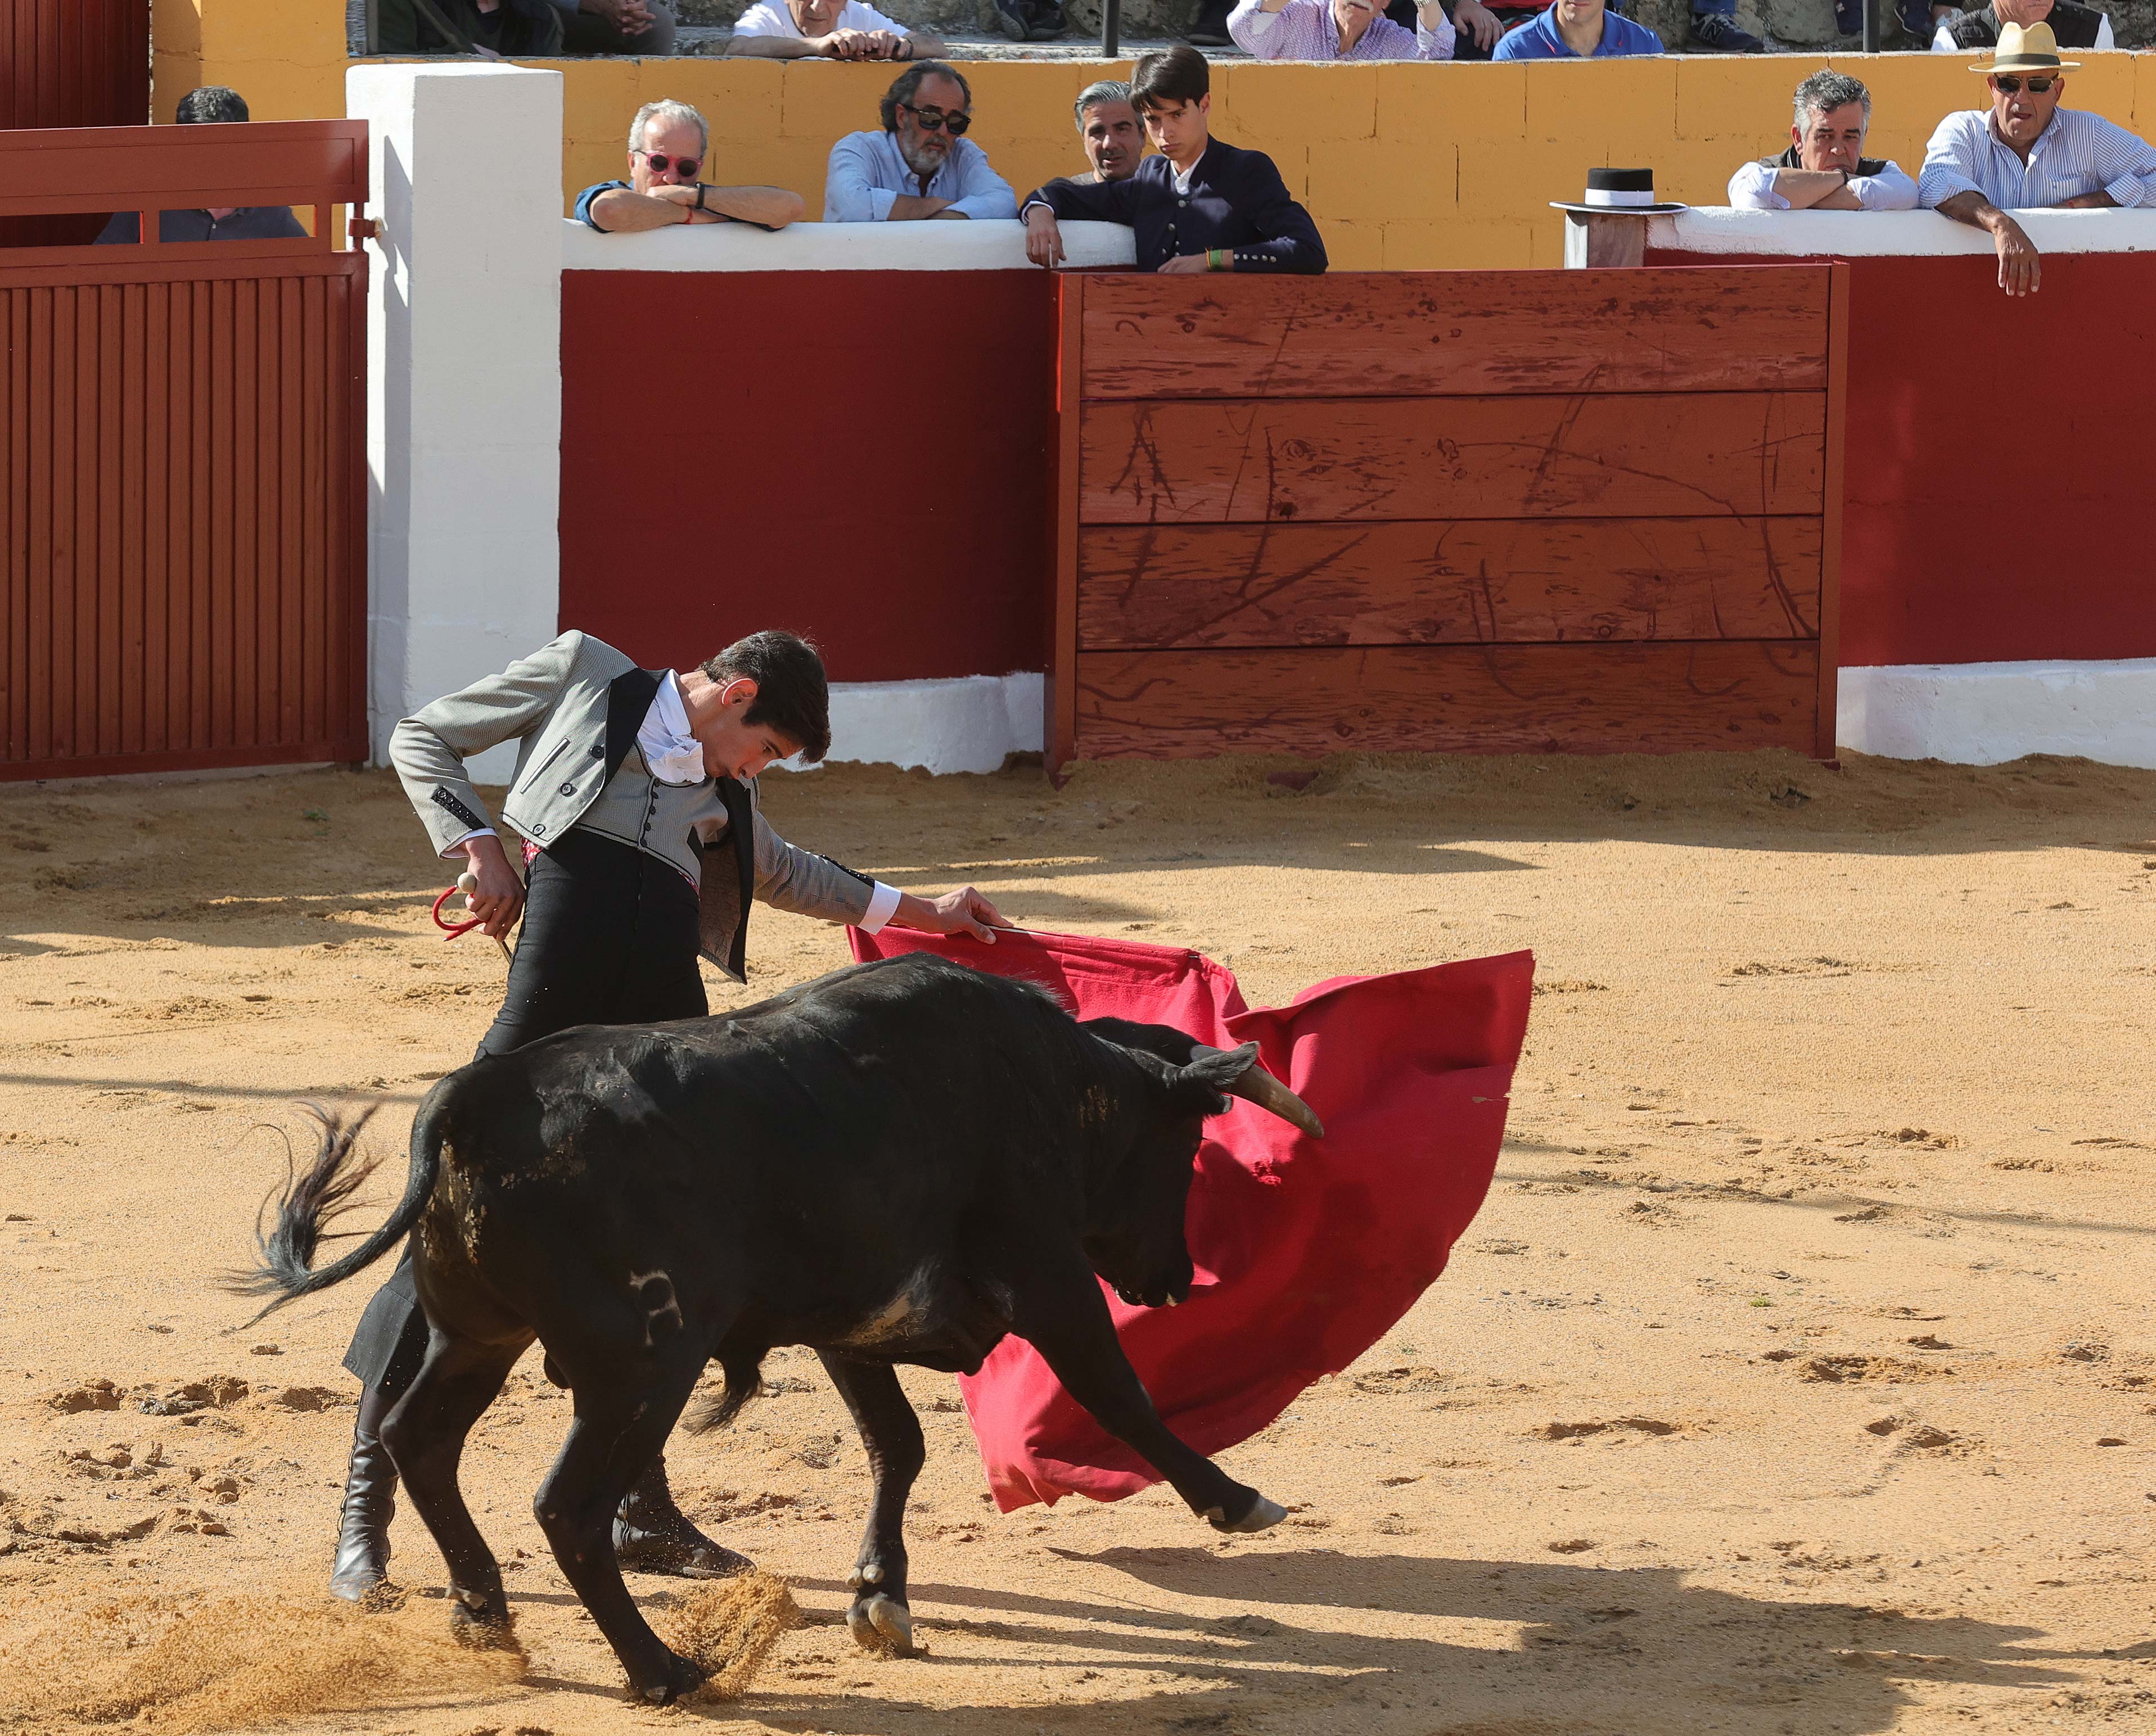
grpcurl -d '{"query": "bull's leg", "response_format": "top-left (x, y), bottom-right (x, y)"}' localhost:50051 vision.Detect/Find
top-left (378, 1331), bottom-right (530, 1642)
top-left (1013, 1272), bottom-right (1286, 1535)
top-left (533, 1360), bottom-right (709, 1706)
top-left (816, 1353), bottom-right (924, 1654)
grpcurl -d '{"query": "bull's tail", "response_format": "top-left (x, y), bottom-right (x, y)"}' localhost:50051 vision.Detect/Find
top-left (228, 1099), bottom-right (446, 1321)
top-left (682, 1349), bottom-right (765, 1434)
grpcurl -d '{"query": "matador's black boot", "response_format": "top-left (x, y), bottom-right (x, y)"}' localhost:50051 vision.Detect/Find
top-left (328, 1384), bottom-right (399, 1602)
top-left (614, 1455), bottom-right (754, 1579)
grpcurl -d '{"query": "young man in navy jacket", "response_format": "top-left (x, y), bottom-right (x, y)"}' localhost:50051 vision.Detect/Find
top-left (1020, 45), bottom-right (1326, 275)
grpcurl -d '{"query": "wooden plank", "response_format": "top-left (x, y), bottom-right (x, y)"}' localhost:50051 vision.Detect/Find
top-left (1048, 272), bottom-right (1082, 781)
top-left (96, 281), bottom-right (121, 758)
top-left (1077, 517), bottom-right (1823, 649)
top-left (26, 287), bottom-right (51, 761)
top-left (1072, 643), bottom-right (1820, 759)
top-left (1816, 260), bottom-right (1848, 763)
top-left (119, 281), bottom-right (144, 756)
top-left (1080, 394), bottom-right (1826, 525)
top-left (50, 284), bottom-right (74, 759)
top-left (143, 278), bottom-right (168, 754)
top-left (1080, 269), bottom-right (1832, 401)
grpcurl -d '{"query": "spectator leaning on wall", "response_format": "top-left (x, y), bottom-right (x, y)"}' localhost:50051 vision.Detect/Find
top-left (97, 87), bottom-right (310, 245)
top-left (1920, 22), bottom-right (2156, 299)
top-left (728, 0), bottom-right (948, 60)
top-left (1934, 0), bottom-right (2111, 55)
top-left (1021, 46), bottom-right (1327, 277)
top-left (573, 100), bottom-right (806, 233)
top-left (551, 0), bottom-right (676, 54)
top-left (1076, 82), bottom-right (1145, 184)
top-left (374, 0), bottom-right (565, 54)
top-left (824, 64), bottom-right (1017, 223)
top-left (1727, 71), bottom-right (1919, 211)
top-left (1230, 0), bottom-right (1456, 60)
top-left (1491, 0), bottom-right (1665, 58)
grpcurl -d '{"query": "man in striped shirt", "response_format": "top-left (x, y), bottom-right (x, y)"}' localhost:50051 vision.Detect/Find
top-left (1919, 21), bottom-right (2156, 297)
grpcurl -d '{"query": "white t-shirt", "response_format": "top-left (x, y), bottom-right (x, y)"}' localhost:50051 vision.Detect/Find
top-left (732, 0), bottom-right (912, 35)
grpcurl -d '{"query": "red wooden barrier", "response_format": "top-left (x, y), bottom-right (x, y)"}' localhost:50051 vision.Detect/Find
top-left (1049, 267), bottom-right (1848, 774)
top-left (0, 0), bottom-right (150, 248)
top-left (0, 120), bottom-right (370, 779)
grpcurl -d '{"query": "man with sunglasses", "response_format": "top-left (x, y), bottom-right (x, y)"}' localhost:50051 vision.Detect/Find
top-left (1919, 22), bottom-right (2156, 299)
top-left (575, 99), bottom-right (806, 234)
top-left (825, 62), bottom-right (1017, 224)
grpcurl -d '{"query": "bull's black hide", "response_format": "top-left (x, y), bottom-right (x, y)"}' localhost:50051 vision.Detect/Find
top-left (240, 952), bottom-right (1319, 1705)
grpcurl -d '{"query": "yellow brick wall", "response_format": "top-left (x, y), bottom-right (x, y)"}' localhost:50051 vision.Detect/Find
top-left (155, 1), bottom-right (2156, 269)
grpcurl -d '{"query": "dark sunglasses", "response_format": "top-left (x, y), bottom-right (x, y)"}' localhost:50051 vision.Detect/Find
top-left (1990, 74), bottom-right (2058, 93)
top-left (633, 148), bottom-right (701, 176)
top-left (898, 102), bottom-right (971, 135)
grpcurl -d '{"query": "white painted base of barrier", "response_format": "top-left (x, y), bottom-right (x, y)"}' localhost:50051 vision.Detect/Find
top-left (790, 672), bottom-right (1044, 776)
top-left (1839, 658), bottom-right (2156, 768)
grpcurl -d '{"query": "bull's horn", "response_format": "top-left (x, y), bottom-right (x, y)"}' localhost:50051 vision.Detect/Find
top-left (1193, 1044), bottom-right (1325, 1141)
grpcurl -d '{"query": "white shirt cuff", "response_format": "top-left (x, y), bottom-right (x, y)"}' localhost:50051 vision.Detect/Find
top-left (1243, 4), bottom-right (1280, 31)
top-left (444, 826), bottom-right (497, 860)
top-left (859, 880), bottom-right (903, 934)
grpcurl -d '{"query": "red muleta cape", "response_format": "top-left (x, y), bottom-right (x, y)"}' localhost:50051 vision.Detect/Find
top-left (849, 925), bottom-right (1534, 1512)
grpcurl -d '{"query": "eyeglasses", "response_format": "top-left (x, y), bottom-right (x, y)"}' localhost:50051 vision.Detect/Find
top-left (633, 149), bottom-right (701, 176)
top-left (1990, 75), bottom-right (2058, 93)
top-left (897, 102), bottom-right (972, 135)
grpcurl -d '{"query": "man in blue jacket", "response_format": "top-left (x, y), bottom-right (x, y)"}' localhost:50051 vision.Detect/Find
top-left (1020, 45), bottom-right (1325, 275)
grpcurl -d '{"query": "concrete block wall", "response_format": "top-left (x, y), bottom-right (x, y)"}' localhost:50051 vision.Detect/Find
top-left (156, 1), bottom-right (2156, 268)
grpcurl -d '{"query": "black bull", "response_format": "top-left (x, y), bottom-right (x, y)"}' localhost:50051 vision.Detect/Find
top-left (240, 952), bottom-right (1324, 1704)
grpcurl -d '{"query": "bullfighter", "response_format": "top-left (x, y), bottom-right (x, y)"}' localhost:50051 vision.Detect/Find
top-left (328, 627), bottom-right (1003, 1601)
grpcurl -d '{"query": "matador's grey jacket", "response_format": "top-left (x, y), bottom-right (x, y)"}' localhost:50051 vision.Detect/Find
top-left (389, 630), bottom-right (873, 981)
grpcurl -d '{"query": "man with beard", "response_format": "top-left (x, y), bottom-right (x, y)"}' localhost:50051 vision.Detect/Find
top-left (824, 62), bottom-right (1017, 223)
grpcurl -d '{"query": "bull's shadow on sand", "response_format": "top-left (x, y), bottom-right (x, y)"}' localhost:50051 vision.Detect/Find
top-left (669, 1547), bottom-right (2081, 1736)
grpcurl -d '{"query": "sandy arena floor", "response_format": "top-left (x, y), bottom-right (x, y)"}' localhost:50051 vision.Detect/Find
top-left (2, 748), bottom-right (2154, 1735)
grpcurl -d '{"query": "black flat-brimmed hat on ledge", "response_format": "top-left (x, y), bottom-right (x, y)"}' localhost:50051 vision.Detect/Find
top-left (1549, 167), bottom-right (1687, 216)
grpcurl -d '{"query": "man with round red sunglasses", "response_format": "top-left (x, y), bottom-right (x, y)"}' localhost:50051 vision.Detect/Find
top-left (1919, 21), bottom-right (2156, 299)
top-left (574, 98), bottom-right (806, 234)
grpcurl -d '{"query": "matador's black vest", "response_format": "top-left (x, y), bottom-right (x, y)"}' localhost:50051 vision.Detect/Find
top-left (1760, 144), bottom-right (1895, 178)
top-left (1943, 1), bottom-right (2105, 47)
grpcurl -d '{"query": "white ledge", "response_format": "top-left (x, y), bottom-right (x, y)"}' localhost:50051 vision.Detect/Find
top-left (1650, 205), bottom-right (2156, 257)
top-left (561, 216), bottom-right (1136, 272)
top-left (1839, 658), bottom-right (2156, 768)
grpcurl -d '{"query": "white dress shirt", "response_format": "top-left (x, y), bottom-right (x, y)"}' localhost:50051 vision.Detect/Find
top-left (732, 0), bottom-right (913, 34)
top-left (453, 669), bottom-right (902, 933)
top-left (1726, 156), bottom-right (1920, 210)
top-left (1919, 106), bottom-right (2156, 210)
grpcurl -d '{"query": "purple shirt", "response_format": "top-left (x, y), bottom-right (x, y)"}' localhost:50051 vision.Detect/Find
top-left (1228, 0), bottom-right (1455, 57)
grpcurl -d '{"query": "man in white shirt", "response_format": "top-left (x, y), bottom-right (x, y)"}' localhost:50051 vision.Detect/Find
top-left (727, 0), bottom-right (943, 58)
top-left (1919, 21), bottom-right (2156, 297)
top-left (825, 63), bottom-right (1018, 223)
top-left (1727, 70), bottom-right (1919, 211)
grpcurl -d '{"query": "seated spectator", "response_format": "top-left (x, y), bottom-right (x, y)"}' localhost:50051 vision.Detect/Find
top-left (1920, 22), bottom-right (2156, 297)
top-left (1022, 46), bottom-right (1326, 276)
top-left (1075, 82), bottom-right (1145, 183)
top-left (97, 87), bottom-right (309, 245)
top-left (728, 0), bottom-right (944, 58)
top-left (574, 100), bottom-right (805, 233)
top-left (1727, 70), bottom-right (1919, 211)
top-left (373, 0), bottom-right (565, 54)
top-left (825, 64), bottom-right (1016, 223)
top-left (552, 0), bottom-right (676, 54)
top-left (1452, 0), bottom-right (1748, 57)
top-left (1230, 0), bottom-right (1455, 60)
top-left (1935, 0), bottom-right (2112, 54)
top-left (1491, 0), bottom-right (1664, 56)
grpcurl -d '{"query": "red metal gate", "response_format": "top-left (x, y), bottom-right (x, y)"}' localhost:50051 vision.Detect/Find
top-left (0, 120), bottom-right (369, 779)
top-left (0, 0), bottom-right (152, 248)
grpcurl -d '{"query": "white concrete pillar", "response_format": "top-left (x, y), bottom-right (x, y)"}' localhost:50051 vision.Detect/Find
top-left (349, 62), bottom-right (565, 777)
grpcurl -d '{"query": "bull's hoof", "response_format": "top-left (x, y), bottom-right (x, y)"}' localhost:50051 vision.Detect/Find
top-left (635, 1651), bottom-right (709, 1706)
top-left (614, 1522), bottom-right (755, 1581)
top-left (1206, 1493), bottom-right (1288, 1535)
top-left (847, 1592), bottom-right (921, 1656)
top-left (446, 1590), bottom-right (516, 1648)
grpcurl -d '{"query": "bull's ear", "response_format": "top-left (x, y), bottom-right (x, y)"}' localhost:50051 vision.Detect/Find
top-left (1183, 1043), bottom-right (1325, 1140)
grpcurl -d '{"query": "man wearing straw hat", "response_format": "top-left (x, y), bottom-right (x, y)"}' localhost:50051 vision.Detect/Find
top-left (1919, 20), bottom-right (2156, 297)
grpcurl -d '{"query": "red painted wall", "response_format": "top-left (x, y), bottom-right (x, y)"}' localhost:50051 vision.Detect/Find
top-left (1648, 248), bottom-right (2156, 668)
top-left (558, 268), bottom-right (1056, 683)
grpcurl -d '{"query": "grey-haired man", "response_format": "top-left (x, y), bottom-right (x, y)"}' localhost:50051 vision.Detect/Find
top-left (1727, 70), bottom-right (1918, 210)
top-left (1076, 80), bottom-right (1144, 183)
top-left (572, 99), bottom-right (805, 233)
